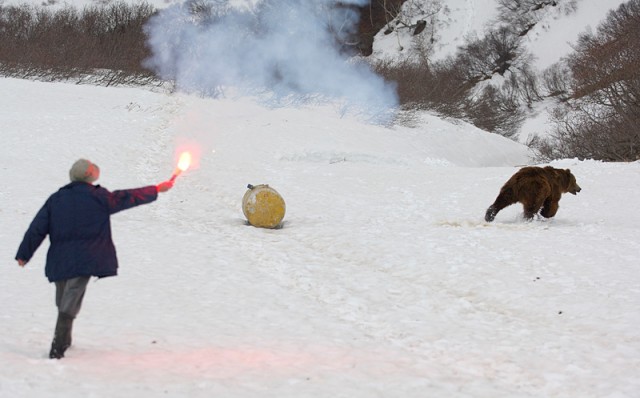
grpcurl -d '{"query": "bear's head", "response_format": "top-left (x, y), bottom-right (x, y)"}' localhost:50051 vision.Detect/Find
top-left (561, 169), bottom-right (581, 195)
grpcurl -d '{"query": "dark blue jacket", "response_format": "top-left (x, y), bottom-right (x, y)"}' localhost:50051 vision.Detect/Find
top-left (16, 182), bottom-right (158, 282)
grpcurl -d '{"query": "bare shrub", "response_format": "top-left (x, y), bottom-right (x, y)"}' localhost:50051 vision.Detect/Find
top-left (0, 1), bottom-right (158, 86)
top-left (374, 22), bottom-right (529, 137)
top-left (373, 56), bottom-right (469, 118)
top-left (525, 134), bottom-right (557, 162)
top-left (374, 54), bottom-right (526, 136)
top-left (453, 27), bottom-right (525, 86)
top-left (467, 84), bottom-right (525, 138)
top-left (536, 0), bottom-right (640, 161)
top-left (541, 62), bottom-right (571, 100)
top-left (514, 63), bottom-right (543, 104)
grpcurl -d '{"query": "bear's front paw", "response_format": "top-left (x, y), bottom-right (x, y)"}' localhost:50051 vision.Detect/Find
top-left (540, 206), bottom-right (556, 218)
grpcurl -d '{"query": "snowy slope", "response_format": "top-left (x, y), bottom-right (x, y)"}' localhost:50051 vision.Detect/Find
top-left (371, 0), bottom-right (500, 62)
top-left (371, 0), bottom-right (627, 68)
top-left (5, 0), bottom-right (626, 69)
top-left (4, 0), bottom-right (629, 143)
top-left (518, 0), bottom-right (628, 70)
top-left (370, 0), bottom-right (629, 142)
top-left (1, 77), bottom-right (639, 398)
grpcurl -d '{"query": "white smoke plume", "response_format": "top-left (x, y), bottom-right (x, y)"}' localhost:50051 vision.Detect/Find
top-left (144, 0), bottom-right (398, 121)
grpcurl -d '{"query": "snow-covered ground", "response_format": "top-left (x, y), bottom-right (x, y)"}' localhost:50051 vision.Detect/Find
top-left (1, 77), bottom-right (639, 397)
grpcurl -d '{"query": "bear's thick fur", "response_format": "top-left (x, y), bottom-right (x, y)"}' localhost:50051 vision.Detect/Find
top-left (485, 166), bottom-right (581, 222)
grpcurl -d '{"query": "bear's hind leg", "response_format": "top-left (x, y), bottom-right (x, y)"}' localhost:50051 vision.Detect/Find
top-left (540, 198), bottom-right (559, 218)
top-left (485, 205), bottom-right (498, 222)
top-left (522, 197), bottom-right (545, 221)
top-left (485, 189), bottom-right (517, 222)
top-left (522, 208), bottom-right (537, 221)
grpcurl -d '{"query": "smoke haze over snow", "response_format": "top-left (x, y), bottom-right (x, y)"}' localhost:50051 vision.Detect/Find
top-left (144, 0), bottom-right (398, 120)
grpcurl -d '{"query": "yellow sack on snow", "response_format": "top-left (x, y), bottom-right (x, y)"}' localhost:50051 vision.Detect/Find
top-left (242, 184), bottom-right (286, 229)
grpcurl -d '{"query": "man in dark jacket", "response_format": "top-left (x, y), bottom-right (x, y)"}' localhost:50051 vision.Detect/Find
top-left (16, 158), bottom-right (174, 359)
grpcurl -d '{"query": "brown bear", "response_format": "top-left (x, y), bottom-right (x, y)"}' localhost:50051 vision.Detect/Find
top-left (485, 166), bottom-right (581, 222)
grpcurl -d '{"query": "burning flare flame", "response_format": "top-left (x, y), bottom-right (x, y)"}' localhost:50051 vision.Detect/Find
top-left (177, 151), bottom-right (192, 172)
top-left (170, 151), bottom-right (192, 182)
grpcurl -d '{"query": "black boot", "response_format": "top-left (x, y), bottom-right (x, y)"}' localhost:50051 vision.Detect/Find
top-left (49, 312), bottom-right (74, 359)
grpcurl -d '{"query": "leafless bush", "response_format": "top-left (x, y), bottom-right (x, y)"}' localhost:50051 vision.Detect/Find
top-left (541, 62), bottom-right (571, 100)
top-left (374, 23), bottom-right (528, 137)
top-left (503, 62), bottom-right (543, 106)
top-left (0, 1), bottom-right (158, 86)
top-left (374, 54), bottom-right (525, 136)
top-left (457, 27), bottom-right (525, 82)
top-left (532, 103), bottom-right (640, 161)
top-left (467, 84), bottom-right (525, 138)
top-left (534, 0), bottom-right (640, 161)
top-left (373, 57), bottom-right (468, 117)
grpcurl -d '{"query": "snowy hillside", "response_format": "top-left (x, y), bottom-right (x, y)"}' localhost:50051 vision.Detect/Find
top-left (3, 0), bottom-right (630, 142)
top-left (5, 0), bottom-right (625, 70)
top-left (370, 0), bottom-right (630, 142)
top-left (371, 0), bottom-right (627, 68)
top-left (2, 76), bottom-right (640, 397)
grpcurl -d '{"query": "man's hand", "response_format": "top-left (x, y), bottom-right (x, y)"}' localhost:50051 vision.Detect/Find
top-left (17, 259), bottom-right (27, 267)
top-left (156, 180), bottom-right (174, 193)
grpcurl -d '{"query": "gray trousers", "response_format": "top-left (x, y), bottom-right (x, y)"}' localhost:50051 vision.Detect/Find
top-left (55, 276), bottom-right (90, 318)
